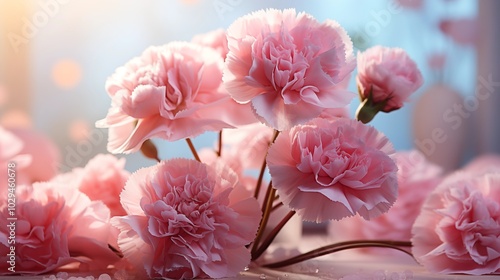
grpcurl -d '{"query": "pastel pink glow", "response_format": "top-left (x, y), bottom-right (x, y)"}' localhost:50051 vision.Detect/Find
top-left (412, 172), bottom-right (500, 275)
top-left (223, 8), bottom-right (356, 130)
top-left (52, 154), bottom-right (129, 216)
top-left (329, 150), bottom-right (442, 242)
top-left (0, 182), bottom-right (119, 275)
top-left (267, 117), bottom-right (398, 222)
top-left (97, 42), bottom-right (256, 154)
top-left (112, 159), bottom-right (261, 279)
top-left (439, 18), bottom-right (478, 46)
top-left (192, 28), bottom-right (229, 59)
top-left (8, 128), bottom-right (60, 184)
top-left (357, 46), bottom-right (423, 112)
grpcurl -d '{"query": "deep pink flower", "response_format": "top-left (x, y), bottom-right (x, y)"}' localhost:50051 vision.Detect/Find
top-left (267, 118), bottom-right (398, 222)
top-left (0, 182), bottom-right (119, 275)
top-left (97, 42), bottom-right (256, 154)
top-left (356, 46), bottom-right (423, 114)
top-left (329, 150), bottom-right (442, 242)
top-left (223, 8), bottom-right (356, 130)
top-left (112, 159), bottom-right (261, 279)
top-left (412, 172), bottom-right (500, 275)
top-left (52, 154), bottom-right (130, 216)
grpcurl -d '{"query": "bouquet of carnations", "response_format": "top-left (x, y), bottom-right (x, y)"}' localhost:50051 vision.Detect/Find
top-left (2, 8), bottom-right (500, 280)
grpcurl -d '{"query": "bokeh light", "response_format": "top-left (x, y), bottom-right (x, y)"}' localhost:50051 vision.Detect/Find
top-left (51, 59), bottom-right (83, 90)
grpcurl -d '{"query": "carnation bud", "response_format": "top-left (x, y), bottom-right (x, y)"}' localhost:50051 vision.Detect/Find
top-left (140, 139), bottom-right (160, 162)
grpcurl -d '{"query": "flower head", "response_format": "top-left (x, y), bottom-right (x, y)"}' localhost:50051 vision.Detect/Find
top-left (355, 46), bottom-right (423, 123)
top-left (52, 154), bottom-right (130, 216)
top-left (223, 8), bottom-right (356, 130)
top-left (329, 150), bottom-right (442, 242)
top-left (412, 172), bottom-right (500, 275)
top-left (267, 117), bottom-right (398, 222)
top-left (0, 182), bottom-right (119, 275)
top-left (112, 159), bottom-right (261, 279)
top-left (97, 42), bottom-right (255, 154)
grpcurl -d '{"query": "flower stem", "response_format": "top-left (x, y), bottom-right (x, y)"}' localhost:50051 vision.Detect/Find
top-left (186, 138), bottom-right (201, 162)
top-left (217, 130), bottom-right (222, 157)
top-left (262, 240), bottom-right (413, 268)
top-left (251, 185), bottom-right (276, 258)
top-left (253, 130), bottom-right (280, 199)
top-left (252, 211), bottom-right (296, 260)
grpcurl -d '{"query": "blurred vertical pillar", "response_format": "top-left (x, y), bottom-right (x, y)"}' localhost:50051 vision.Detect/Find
top-left (0, 1), bottom-right (32, 125)
top-left (476, 0), bottom-right (500, 154)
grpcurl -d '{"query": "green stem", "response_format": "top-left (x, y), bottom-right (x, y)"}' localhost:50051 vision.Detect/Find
top-left (186, 138), bottom-right (201, 162)
top-left (251, 186), bottom-right (276, 258)
top-left (252, 211), bottom-right (296, 260)
top-left (263, 240), bottom-right (413, 268)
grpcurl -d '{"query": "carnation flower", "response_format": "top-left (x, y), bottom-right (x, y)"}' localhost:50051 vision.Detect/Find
top-left (223, 8), bottom-right (356, 130)
top-left (52, 154), bottom-right (130, 216)
top-left (412, 172), bottom-right (500, 275)
top-left (462, 154), bottom-right (500, 175)
top-left (0, 182), bottom-right (119, 275)
top-left (0, 127), bottom-right (31, 189)
top-left (191, 28), bottom-right (229, 59)
top-left (355, 46), bottom-right (423, 123)
top-left (267, 118), bottom-right (398, 222)
top-left (329, 150), bottom-right (442, 242)
top-left (112, 159), bottom-right (261, 279)
top-left (7, 128), bottom-right (60, 184)
top-left (96, 42), bottom-right (256, 154)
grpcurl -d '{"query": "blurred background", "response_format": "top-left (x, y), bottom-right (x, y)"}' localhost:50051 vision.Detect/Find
top-left (0, 0), bottom-right (497, 173)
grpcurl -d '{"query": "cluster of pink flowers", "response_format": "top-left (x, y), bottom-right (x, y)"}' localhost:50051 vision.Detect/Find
top-left (5, 7), bottom-right (499, 280)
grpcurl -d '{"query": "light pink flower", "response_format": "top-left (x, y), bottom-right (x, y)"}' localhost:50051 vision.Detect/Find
top-left (192, 28), bottom-right (229, 59)
top-left (329, 150), bottom-right (442, 242)
top-left (412, 172), bottom-right (500, 275)
top-left (267, 118), bottom-right (398, 222)
top-left (8, 128), bottom-right (60, 184)
top-left (52, 154), bottom-right (130, 216)
top-left (223, 8), bottom-right (356, 130)
top-left (222, 123), bottom-right (275, 170)
top-left (97, 42), bottom-right (256, 154)
top-left (356, 46), bottom-right (423, 113)
top-left (112, 159), bottom-right (261, 279)
top-left (0, 182), bottom-right (120, 275)
top-left (462, 154), bottom-right (500, 175)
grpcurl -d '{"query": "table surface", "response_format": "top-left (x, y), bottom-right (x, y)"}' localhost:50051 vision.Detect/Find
top-left (2, 234), bottom-right (500, 280)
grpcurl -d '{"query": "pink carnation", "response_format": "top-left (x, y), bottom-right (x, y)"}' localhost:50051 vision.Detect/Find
top-left (8, 128), bottom-right (60, 184)
top-left (267, 118), bottom-right (398, 222)
top-left (223, 8), bottom-right (356, 130)
top-left (0, 182), bottom-right (119, 275)
top-left (412, 172), bottom-right (500, 275)
top-left (222, 123), bottom-right (274, 170)
top-left (356, 46), bottom-right (423, 113)
top-left (0, 127), bottom-right (31, 188)
top-left (97, 42), bottom-right (256, 154)
top-left (462, 154), bottom-right (500, 175)
top-left (112, 159), bottom-right (261, 279)
top-left (52, 154), bottom-right (129, 216)
top-left (192, 28), bottom-right (229, 59)
top-left (329, 150), bottom-right (442, 242)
